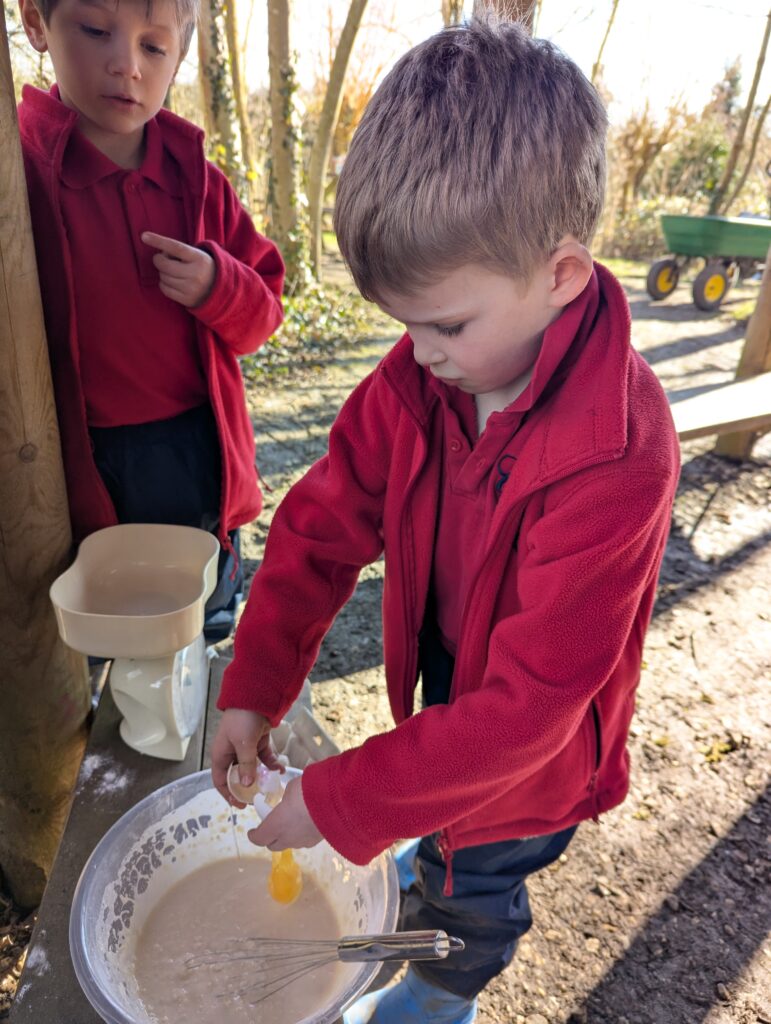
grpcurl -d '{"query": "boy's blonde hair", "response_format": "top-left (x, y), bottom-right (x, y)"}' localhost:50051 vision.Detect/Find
top-left (334, 16), bottom-right (608, 301)
top-left (33, 0), bottom-right (199, 55)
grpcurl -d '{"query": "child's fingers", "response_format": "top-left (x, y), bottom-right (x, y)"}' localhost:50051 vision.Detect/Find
top-left (142, 231), bottom-right (197, 261)
top-left (158, 281), bottom-right (191, 305)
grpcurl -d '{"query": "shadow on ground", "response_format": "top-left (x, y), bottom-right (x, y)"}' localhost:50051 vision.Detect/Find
top-left (569, 783), bottom-right (771, 1024)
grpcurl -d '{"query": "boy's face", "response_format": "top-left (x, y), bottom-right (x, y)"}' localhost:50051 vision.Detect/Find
top-left (378, 264), bottom-right (562, 405)
top-left (20, 0), bottom-right (184, 164)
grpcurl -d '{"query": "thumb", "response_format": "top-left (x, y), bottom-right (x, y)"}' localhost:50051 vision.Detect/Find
top-left (233, 738), bottom-right (258, 788)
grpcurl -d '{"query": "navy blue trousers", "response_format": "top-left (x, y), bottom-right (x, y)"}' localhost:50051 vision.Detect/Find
top-left (401, 827), bottom-right (576, 999)
top-left (406, 600), bottom-right (578, 998)
top-left (90, 404), bottom-right (243, 641)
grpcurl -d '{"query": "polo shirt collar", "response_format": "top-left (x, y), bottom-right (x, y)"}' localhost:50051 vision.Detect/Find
top-left (60, 102), bottom-right (171, 194)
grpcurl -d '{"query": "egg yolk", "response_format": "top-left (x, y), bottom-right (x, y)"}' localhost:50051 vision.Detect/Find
top-left (269, 849), bottom-right (303, 904)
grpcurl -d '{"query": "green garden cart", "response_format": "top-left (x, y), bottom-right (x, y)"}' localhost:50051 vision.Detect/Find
top-left (646, 213), bottom-right (771, 311)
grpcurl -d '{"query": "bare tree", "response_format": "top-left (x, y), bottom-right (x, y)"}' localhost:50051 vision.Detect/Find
top-left (198, 0), bottom-right (248, 202)
top-left (267, 0), bottom-right (310, 292)
top-left (223, 0), bottom-right (258, 214)
top-left (472, 0), bottom-right (537, 31)
top-left (724, 93), bottom-right (771, 214)
top-left (442, 0), bottom-right (464, 25)
top-left (307, 0), bottom-right (369, 280)
top-left (709, 8), bottom-right (771, 215)
top-left (591, 0), bottom-right (620, 86)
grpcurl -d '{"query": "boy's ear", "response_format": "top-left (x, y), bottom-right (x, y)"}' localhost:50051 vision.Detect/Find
top-left (19, 0), bottom-right (49, 52)
top-left (547, 239), bottom-right (594, 308)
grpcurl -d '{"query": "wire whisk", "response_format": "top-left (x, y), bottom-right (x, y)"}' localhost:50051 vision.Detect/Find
top-left (186, 929), bottom-right (465, 1006)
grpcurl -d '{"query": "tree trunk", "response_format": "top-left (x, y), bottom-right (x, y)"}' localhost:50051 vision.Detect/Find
top-left (708, 8), bottom-right (771, 215)
top-left (267, 0), bottom-right (310, 292)
top-left (223, 0), bottom-right (258, 216)
top-left (442, 0), bottom-right (464, 25)
top-left (591, 0), bottom-right (620, 85)
top-left (472, 0), bottom-right (537, 31)
top-left (0, 10), bottom-right (90, 909)
top-left (724, 93), bottom-right (771, 214)
top-left (197, 0), bottom-right (249, 204)
top-left (307, 0), bottom-right (369, 280)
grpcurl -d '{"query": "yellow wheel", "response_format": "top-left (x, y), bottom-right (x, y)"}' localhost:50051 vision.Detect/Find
top-left (646, 259), bottom-right (680, 300)
top-left (692, 264), bottom-right (729, 311)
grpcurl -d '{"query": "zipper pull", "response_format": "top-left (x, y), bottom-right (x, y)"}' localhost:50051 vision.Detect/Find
top-left (588, 770), bottom-right (600, 823)
top-left (221, 532), bottom-right (240, 582)
top-left (437, 833), bottom-right (454, 897)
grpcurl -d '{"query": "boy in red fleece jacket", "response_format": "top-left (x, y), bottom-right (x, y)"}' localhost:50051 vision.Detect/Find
top-left (18, 0), bottom-right (284, 640)
top-left (212, 16), bottom-right (680, 1023)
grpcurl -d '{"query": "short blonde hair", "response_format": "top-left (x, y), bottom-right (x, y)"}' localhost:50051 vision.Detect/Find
top-left (335, 16), bottom-right (608, 301)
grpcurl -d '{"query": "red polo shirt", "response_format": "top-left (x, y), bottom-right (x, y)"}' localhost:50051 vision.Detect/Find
top-left (432, 382), bottom-right (527, 655)
top-left (59, 119), bottom-right (208, 427)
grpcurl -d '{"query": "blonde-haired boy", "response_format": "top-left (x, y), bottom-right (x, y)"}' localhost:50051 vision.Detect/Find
top-left (212, 17), bottom-right (679, 1023)
top-left (18, 0), bottom-right (284, 640)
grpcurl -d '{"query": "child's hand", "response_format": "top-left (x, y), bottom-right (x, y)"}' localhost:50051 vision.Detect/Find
top-left (211, 708), bottom-right (282, 806)
top-left (247, 776), bottom-right (323, 851)
top-left (142, 231), bottom-right (216, 307)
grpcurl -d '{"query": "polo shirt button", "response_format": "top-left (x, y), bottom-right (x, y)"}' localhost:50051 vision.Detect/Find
top-left (449, 439), bottom-right (462, 453)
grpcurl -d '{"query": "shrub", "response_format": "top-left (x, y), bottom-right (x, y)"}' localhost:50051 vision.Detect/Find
top-left (241, 283), bottom-right (387, 383)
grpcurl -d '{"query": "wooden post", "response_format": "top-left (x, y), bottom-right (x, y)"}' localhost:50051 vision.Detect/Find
top-left (714, 248), bottom-right (771, 459)
top-left (0, 11), bottom-right (90, 908)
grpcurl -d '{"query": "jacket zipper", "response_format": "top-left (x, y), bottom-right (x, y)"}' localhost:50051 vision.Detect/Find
top-left (221, 532), bottom-right (239, 582)
top-left (588, 700), bottom-right (603, 822)
top-left (436, 831), bottom-right (455, 897)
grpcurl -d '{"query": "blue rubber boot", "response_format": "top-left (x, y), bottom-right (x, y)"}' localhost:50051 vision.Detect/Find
top-left (394, 837), bottom-right (422, 891)
top-left (342, 967), bottom-right (477, 1024)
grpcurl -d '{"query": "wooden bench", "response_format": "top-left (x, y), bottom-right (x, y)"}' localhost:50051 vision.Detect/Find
top-left (10, 661), bottom-right (334, 1023)
top-left (9, 667), bottom-right (209, 1022)
top-left (670, 370), bottom-right (771, 441)
top-left (670, 250), bottom-right (771, 457)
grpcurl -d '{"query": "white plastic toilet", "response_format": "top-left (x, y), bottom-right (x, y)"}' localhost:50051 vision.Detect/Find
top-left (50, 524), bottom-right (220, 760)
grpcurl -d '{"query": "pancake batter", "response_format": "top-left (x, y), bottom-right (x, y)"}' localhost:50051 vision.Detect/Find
top-left (133, 856), bottom-right (346, 1024)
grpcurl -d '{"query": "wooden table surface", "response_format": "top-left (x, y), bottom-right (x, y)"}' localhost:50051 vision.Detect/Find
top-left (9, 663), bottom-right (218, 1023)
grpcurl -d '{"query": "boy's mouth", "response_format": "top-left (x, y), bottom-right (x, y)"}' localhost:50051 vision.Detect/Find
top-left (105, 94), bottom-right (138, 106)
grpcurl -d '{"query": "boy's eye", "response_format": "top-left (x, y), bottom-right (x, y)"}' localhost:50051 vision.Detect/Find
top-left (143, 43), bottom-right (167, 56)
top-left (436, 323), bottom-right (465, 337)
top-left (80, 24), bottom-right (107, 38)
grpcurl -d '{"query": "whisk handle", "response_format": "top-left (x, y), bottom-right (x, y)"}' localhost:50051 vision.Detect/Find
top-left (337, 930), bottom-right (465, 962)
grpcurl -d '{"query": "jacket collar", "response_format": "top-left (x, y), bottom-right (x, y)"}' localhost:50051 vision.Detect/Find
top-left (381, 262), bottom-right (631, 496)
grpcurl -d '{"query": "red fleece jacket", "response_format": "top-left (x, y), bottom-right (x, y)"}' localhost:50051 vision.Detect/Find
top-left (18, 86), bottom-right (285, 543)
top-left (219, 266), bottom-right (680, 877)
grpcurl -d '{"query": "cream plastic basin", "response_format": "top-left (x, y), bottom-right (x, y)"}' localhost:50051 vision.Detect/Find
top-left (50, 524), bottom-right (220, 659)
top-left (69, 769), bottom-right (399, 1024)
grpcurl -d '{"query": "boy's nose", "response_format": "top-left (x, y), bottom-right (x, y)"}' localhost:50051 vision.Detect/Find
top-left (107, 43), bottom-right (141, 79)
top-left (411, 338), bottom-right (446, 368)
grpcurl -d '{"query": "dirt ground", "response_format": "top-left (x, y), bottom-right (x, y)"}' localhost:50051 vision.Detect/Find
top-left (1, 264), bottom-right (769, 1022)
top-left (237, 265), bottom-right (771, 1024)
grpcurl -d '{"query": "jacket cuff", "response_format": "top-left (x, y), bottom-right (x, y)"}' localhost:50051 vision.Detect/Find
top-left (189, 240), bottom-right (239, 329)
top-left (301, 755), bottom-right (383, 865)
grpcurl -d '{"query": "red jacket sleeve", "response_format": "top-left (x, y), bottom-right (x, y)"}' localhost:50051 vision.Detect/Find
top-left (191, 164), bottom-right (285, 355)
top-left (301, 465), bottom-right (675, 864)
top-left (218, 367), bottom-right (393, 718)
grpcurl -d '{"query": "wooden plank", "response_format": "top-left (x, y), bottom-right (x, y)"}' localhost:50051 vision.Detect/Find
top-left (670, 371), bottom-right (771, 441)
top-left (715, 245), bottom-right (771, 458)
top-left (0, 6), bottom-right (91, 908)
top-left (10, 680), bottom-right (205, 1023)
